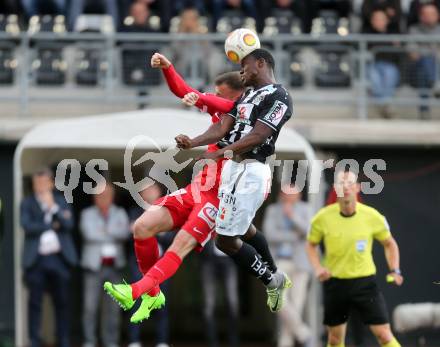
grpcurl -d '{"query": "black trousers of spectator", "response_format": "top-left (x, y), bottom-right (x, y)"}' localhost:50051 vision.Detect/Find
top-left (202, 256), bottom-right (239, 347)
top-left (25, 254), bottom-right (71, 347)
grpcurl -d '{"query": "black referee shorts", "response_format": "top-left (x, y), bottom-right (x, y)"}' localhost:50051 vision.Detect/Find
top-left (323, 275), bottom-right (389, 327)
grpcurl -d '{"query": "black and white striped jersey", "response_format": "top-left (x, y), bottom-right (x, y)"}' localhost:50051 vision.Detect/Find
top-left (217, 83), bottom-right (293, 162)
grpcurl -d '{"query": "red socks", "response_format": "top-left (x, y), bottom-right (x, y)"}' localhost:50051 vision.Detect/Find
top-left (131, 251), bottom-right (182, 299)
top-left (134, 237), bottom-right (159, 275)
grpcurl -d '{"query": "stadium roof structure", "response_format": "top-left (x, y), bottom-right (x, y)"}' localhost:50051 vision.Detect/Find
top-left (13, 108), bottom-right (320, 345)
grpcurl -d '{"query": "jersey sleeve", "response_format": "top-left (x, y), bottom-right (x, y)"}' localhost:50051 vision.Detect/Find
top-left (195, 93), bottom-right (236, 115)
top-left (256, 89), bottom-right (292, 133)
top-left (162, 64), bottom-right (201, 99)
top-left (372, 213), bottom-right (392, 241)
top-left (307, 214), bottom-right (324, 244)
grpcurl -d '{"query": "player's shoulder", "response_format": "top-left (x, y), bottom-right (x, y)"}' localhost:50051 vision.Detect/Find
top-left (312, 203), bottom-right (339, 222)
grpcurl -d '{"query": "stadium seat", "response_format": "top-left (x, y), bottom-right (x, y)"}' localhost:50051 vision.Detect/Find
top-left (288, 48), bottom-right (304, 87)
top-left (122, 14), bottom-right (161, 31)
top-left (0, 44), bottom-right (16, 84)
top-left (314, 45), bottom-right (351, 88)
top-left (216, 10), bottom-right (256, 33)
top-left (32, 44), bottom-right (66, 85)
top-left (74, 14), bottom-right (114, 34)
top-left (0, 15), bottom-right (19, 85)
top-left (263, 10), bottom-right (302, 36)
top-left (75, 48), bottom-right (101, 86)
top-left (0, 14), bottom-right (20, 35)
top-left (28, 15), bottom-right (66, 34)
top-left (121, 44), bottom-right (161, 87)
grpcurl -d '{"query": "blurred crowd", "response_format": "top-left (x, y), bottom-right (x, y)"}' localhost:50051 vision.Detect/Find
top-left (0, 0), bottom-right (438, 33)
top-left (20, 167), bottom-right (318, 347)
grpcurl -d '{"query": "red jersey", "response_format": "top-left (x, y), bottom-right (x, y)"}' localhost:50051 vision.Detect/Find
top-left (162, 65), bottom-right (235, 190)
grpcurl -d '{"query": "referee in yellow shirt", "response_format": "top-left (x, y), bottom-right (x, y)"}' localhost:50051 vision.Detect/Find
top-left (306, 170), bottom-right (403, 347)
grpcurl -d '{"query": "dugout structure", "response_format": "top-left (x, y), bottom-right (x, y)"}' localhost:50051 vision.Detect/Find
top-left (13, 108), bottom-right (322, 346)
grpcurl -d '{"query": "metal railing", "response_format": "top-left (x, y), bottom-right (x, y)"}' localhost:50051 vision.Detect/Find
top-left (0, 32), bottom-right (439, 119)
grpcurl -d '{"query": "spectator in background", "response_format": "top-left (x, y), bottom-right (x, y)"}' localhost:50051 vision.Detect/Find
top-left (255, 0), bottom-right (308, 33)
top-left (132, 0), bottom-right (173, 32)
top-left (80, 182), bottom-right (130, 347)
top-left (121, 1), bottom-right (159, 32)
top-left (361, 0), bottom-right (402, 32)
top-left (69, 0), bottom-right (119, 31)
top-left (364, 9), bottom-right (401, 118)
top-left (174, 0), bottom-right (206, 16)
top-left (21, 0), bottom-right (66, 17)
top-left (200, 240), bottom-right (240, 347)
top-left (162, 7), bottom-right (225, 89)
top-left (20, 168), bottom-right (77, 347)
top-left (408, 3), bottom-right (440, 119)
top-left (211, 0), bottom-right (257, 31)
top-left (263, 185), bottom-right (312, 347)
top-left (407, 0), bottom-right (440, 27)
top-left (127, 183), bottom-right (171, 347)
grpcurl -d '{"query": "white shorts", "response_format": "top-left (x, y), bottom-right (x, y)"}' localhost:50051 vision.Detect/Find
top-left (216, 159), bottom-right (272, 236)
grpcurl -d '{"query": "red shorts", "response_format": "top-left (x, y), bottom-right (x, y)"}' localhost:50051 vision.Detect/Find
top-left (154, 182), bottom-right (219, 251)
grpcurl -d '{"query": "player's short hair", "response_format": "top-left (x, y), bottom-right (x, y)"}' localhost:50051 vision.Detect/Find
top-left (247, 48), bottom-right (275, 70)
top-left (214, 71), bottom-right (243, 91)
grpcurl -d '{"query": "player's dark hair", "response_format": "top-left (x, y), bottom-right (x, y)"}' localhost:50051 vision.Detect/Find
top-left (247, 48), bottom-right (275, 70)
top-left (214, 71), bottom-right (243, 91)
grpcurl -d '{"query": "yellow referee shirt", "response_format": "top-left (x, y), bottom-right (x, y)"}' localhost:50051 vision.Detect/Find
top-left (308, 203), bottom-right (391, 279)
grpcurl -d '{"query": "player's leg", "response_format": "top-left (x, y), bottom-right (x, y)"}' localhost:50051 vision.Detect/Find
top-left (104, 190), bottom-right (193, 309)
top-left (132, 206), bottom-right (174, 276)
top-left (369, 324), bottom-right (401, 347)
top-left (131, 229), bottom-right (197, 299)
top-left (215, 160), bottom-right (291, 312)
top-left (327, 324), bottom-right (347, 347)
top-left (241, 224), bottom-right (277, 273)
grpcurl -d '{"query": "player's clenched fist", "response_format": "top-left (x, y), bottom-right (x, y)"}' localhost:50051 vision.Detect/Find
top-left (175, 134), bottom-right (193, 149)
top-left (182, 92), bottom-right (199, 107)
top-left (150, 52), bottom-right (171, 69)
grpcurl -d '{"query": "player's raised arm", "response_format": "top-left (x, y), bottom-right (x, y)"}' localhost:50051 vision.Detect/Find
top-left (151, 52), bottom-right (199, 98)
top-left (175, 114), bottom-right (235, 149)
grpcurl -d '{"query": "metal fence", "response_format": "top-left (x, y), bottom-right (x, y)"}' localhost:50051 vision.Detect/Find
top-left (0, 32), bottom-right (439, 119)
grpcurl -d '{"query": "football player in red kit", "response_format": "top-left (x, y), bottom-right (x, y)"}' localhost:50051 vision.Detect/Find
top-left (104, 53), bottom-right (284, 323)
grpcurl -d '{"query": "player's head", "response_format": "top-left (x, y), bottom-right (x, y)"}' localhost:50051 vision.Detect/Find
top-left (240, 48), bottom-right (275, 87)
top-left (334, 170), bottom-right (360, 202)
top-left (214, 71), bottom-right (244, 101)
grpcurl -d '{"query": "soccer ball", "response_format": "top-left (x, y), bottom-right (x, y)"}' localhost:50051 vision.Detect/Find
top-left (224, 28), bottom-right (260, 64)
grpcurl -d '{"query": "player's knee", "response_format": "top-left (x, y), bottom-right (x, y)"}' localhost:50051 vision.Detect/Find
top-left (168, 231), bottom-right (197, 258)
top-left (215, 236), bottom-right (240, 255)
top-left (133, 217), bottom-right (156, 239)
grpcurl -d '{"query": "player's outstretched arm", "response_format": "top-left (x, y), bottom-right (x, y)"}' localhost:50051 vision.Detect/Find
top-left (151, 52), bottom-right (201, 99)
top-left (151, 53), bottom-right (234, 113)
top-left (216, 121), bottom-right (273, 157)
top-left (175, 115), bottom-right (235, 149)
